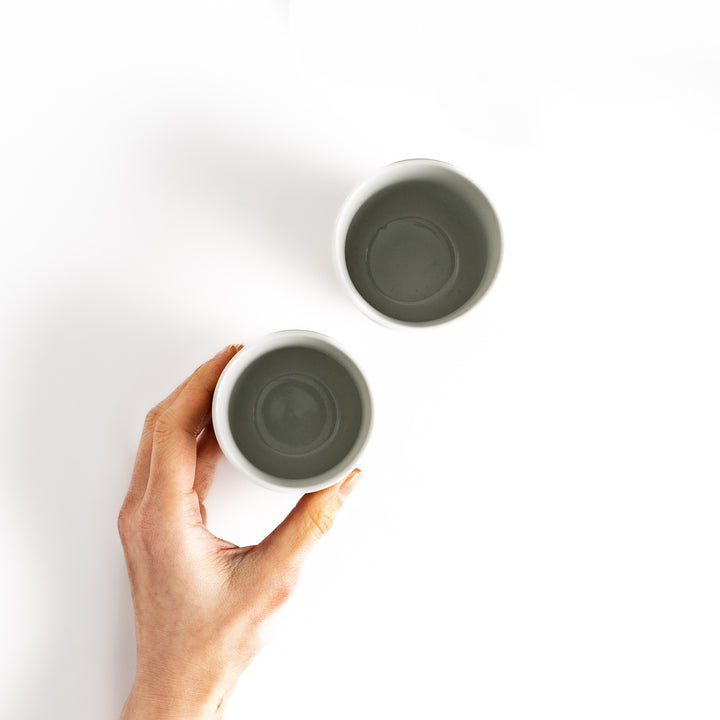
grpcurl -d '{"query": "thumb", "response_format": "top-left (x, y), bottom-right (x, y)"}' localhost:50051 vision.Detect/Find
top-left (258, 469), bottom-right (362, 570)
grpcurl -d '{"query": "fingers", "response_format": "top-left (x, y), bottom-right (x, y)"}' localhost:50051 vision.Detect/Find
top-left (124, 375), bottom-right (192, 512)
top-left (145, 344), bottom-right (242, 507)
top-left (257, 469), bottom-right (362, 571)
top-left (195, 422), bottom-right (224, 503)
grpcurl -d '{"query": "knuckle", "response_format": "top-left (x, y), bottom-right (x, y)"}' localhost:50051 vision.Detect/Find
top-left (144, 407), bottom-right (161, 428)
top-left (152, 410), bottom-right (176, 440)
top-left (306, 506), bottom-right (335, 539)
top-left (117, 504), bottom-right (145, 548)
top-left (116, 507), bottom-right (132, 538)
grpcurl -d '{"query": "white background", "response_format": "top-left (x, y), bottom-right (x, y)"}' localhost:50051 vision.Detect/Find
top-left (1, 1), bottom-right (719, 718)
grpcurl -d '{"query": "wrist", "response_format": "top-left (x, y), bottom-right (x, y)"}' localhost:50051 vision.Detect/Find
top-left (121, 673), bottom-right (233, 720)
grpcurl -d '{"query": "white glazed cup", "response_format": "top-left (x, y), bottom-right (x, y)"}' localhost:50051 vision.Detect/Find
top-left (334, 158), bottom-right (502, 329)
top-left (212, 330), bottom-right (373, 493)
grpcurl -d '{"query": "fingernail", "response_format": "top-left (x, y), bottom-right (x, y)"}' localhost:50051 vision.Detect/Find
top-left (338, 469), bottom-right (362, 500)
top-left (216, 344), bottom-right (242, 358)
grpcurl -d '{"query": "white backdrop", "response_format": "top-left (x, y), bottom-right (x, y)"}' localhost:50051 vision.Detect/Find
top-left (1, 2), bottom-right (719, 718)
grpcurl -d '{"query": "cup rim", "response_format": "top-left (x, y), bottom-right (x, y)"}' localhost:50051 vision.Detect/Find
top-left (334, 158), bottom-right (503, 330)
top-left (212, 330), bottom-right (373, 493)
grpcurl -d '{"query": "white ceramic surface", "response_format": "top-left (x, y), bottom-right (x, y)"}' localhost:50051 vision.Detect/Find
top-left (212, 330), bottom-right (373, 492)
top-left (334, 158), bottom-right (503, 329)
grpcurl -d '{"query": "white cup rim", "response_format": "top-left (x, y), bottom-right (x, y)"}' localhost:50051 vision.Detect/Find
top-left (212, 330), bottom-right (373, 493)
top-left (334, 158), bottom-right (503, 330)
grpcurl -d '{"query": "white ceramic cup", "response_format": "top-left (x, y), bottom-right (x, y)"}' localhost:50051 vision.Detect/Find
top-left (212, 330), bottom-right (373, 493)
top-left (335, 158), bottom-right (502, 329)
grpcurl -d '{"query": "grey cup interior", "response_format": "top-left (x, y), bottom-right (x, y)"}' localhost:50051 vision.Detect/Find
top-left (227, 345), bottom-right (366, 481)
top-left (344, 172), bottom-right (499, 324)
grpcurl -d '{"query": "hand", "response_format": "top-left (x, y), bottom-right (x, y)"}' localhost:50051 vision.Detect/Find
top-left (118, 345), bottom-right (362, 719)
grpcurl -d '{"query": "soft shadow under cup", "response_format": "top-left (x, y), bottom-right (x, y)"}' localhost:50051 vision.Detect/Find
top-left (227, 345), bottom-right (364, 481)
top-left (343, 170), bottom-right (499, 324)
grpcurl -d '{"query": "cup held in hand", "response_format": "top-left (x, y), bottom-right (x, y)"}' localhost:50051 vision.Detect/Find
top-left (213, 331), bottom-right (373, 492)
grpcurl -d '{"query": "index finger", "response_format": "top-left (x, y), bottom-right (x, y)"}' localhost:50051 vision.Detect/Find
top-left (146, 344), bottom-right (242, 506)
top-left (124, 375), bottom-right (192, 513)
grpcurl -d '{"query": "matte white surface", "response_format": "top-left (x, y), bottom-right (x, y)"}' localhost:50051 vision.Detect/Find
top-left (1, 2), bottom-right (719, 719)
top-left (212, 329), bottom-right (373, 492)
top-left (335, 158), bottom-right (503, 328)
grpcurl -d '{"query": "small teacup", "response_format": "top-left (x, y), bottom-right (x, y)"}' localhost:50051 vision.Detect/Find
top-left (335, 159), bottom-right (502, 328)
top-left (212, 330), bottom-right (373, 492)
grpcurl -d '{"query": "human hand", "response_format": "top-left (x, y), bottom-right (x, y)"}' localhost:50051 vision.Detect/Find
top-left (118, 344), bottom-right (362, 719)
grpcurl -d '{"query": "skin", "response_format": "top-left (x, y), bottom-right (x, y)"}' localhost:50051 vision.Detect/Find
top-left (118, 344), bottom-right (362, 719)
